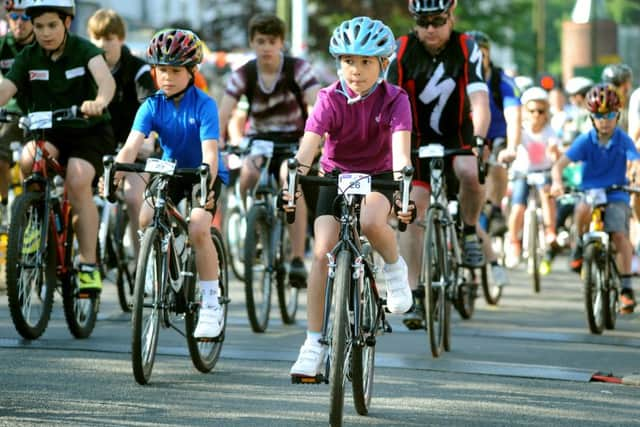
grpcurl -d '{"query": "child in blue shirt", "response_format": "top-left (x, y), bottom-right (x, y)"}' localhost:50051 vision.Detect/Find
top-left (551, 83), bottom-right (640, 313)
top-left (115, 28), bottom-right (229, 338)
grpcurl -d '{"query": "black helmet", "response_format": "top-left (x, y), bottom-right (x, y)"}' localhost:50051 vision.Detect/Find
top-left (465, 30), bottom-right (490, 49)
top-left (601, 63), bottom-right (633, 87)
top-left (408, 0), bottom-right (455, 15)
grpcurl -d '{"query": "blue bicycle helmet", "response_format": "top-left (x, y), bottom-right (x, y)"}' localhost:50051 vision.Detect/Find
top-left (329, 17), bottom-right (395, 59)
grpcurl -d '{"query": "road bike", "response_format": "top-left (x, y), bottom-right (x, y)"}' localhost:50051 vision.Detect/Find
top-left (5, 107), bottom-right (100, 339)
top-left (415, 143), bottom-right (487, 357)
top-left (288, 159), bottom-right (413, 427)
top-left (580, 185), bottom-right (640, 334)
top-left (243, 133), bottom-right (300, 332)
top-left (103, 156), bottom-right (229, 385)
top-left (221, 144), bottom-right (248, 282)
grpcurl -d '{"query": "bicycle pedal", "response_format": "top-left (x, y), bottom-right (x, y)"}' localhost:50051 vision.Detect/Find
top-left (291, 374), bottom-right (325, 384)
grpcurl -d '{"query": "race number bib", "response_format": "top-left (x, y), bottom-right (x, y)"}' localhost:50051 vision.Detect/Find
top-left (338, 173), bottom-right (371, 195)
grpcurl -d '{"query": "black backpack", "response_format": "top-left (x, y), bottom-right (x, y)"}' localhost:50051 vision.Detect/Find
top-left (243, 56), bottom-right (308, 122)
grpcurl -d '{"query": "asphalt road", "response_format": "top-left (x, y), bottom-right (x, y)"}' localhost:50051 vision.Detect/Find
top-left (1, 254), bottom-right (640, 426)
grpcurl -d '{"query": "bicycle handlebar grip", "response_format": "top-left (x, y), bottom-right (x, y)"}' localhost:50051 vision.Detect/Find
top-left (475, 136), bottom-right (486, 185)
top-left (102, 155), bottom-right (118, 203)
top-left (285, 158), bottom-right (298, 224)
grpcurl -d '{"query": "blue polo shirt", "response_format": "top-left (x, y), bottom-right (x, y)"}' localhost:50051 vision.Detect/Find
top-left (486, 70), bottom-right (521, 140)
top-left (132, 84), bottom-right (229, 184)
top-left (565, 127), bottom-right (640, 203)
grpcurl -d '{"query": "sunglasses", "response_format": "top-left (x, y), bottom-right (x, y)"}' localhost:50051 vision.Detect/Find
top-left (415, 14), bottom-right (449, 29)
top-left (528, 108), bottom-right (546, 114)
top-left (591, 111), bottom-right (618, 120)
top-left (8, 12), bottom-right (30, 21)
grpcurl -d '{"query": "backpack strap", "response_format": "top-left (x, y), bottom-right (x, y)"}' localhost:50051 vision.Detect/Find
top-left (489, 64), bottom-right (504, 111)
top-left (244, 56), bottom-right (307, 121)
top-left (395, 35), bottom-right (410, 87)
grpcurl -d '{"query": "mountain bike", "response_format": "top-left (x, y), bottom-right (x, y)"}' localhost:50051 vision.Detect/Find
top-left (5, 107), bottom-right (100, 339)
top-left (243, 133), bottom-right (300, 332)
top-left (580, 185), bottom-right (640, 334)
top-left (104, 156), bottom-right (229, 385)
top-left (288, 159), bottom-right (413, 427)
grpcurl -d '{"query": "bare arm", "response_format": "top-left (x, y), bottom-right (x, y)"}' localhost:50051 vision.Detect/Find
top-left (202, 138), bottom-right (219, 182)
top-left (115, 130), bottom-right (146, 164)
top-left (0, 78), bottom-right (17, 107)
top-left (551, 154), bottom-right (572, 196)
top-left (504, 104), bottom-right (522, 150)
top-left (392, 130), bottom-right (412, 179)
top-left (84, 54), bottom-right (116, 116)
top-left (469, 90), bottom-right (491, 138)
top-left (218, 94), bottom-right (239, 143)
top-left (295, 131), bottom-right (323, 175)
top-left (303, 84), bottom-right (321, 110)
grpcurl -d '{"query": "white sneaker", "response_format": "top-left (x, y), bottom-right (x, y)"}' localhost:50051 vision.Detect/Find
top-left (491, 264), bottom-right (508, 287)
top-left (383, 257), bottom-right (413, 314)
top-left (290, 341), bottom-right (326, 377)
top-left (193, 305), bottom-right (224, 339)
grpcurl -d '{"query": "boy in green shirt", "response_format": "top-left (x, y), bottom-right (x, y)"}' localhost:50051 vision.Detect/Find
top-left (0, 0), bottom-right (116, 292)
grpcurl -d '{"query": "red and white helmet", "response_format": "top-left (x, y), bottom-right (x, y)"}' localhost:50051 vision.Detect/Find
top-left (147, 28), bottom-right (203, 67)
top-left (25, 0), bottom-right (74, 17)
top-left (408, 0), bottom-right (455, 15)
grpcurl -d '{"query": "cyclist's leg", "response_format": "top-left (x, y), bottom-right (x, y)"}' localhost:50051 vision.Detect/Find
top-left (361, 191), bottom-right (412, 314)
top-left (291, 187), bottom-right (339, 377)
top-left (606, 203), bottom-right (635, 312)
top-left (238, 154), bottom-right (262, 200)
top-left (0, 121), bottom-right (18, 205)
top-left (485, 138), bottom-right (508, 234)
top-left (454, 155), bottom-right (486, 267)
top-left (278, 159), bottom-right (307, 286)
top-left (506, 177), bottom-right (527, 267)
top-left (571, 201), bottom-right (591, 272)
top-left (123, 171), bottom-right (146, 257)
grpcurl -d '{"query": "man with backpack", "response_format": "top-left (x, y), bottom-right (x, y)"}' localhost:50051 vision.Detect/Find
top-left (217, 13), bottom-right (320, 288)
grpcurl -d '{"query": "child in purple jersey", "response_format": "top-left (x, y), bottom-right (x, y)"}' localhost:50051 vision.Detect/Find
top-left (286, 17), bottom-right (415, 379)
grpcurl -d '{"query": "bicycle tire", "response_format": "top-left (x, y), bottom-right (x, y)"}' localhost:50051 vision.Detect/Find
top-left (583, 244), bottom-right (604, 334)
top-left (6, 192), bottom-right (55, 339)
top-left (61, 207), bottom-right (99, 339)
top-left (275, 217), bottom-right (298, 324)
top-left (112, 204), bottom-right (135, 312)
top-left (423, 208), bottom-right (446, 358)
top-left (351, 258), bottom-right (377, 416)
top-left (186, 227), bottom-right (229, 373)
top-left (603, 253), bottom-right (618, 330)
top-left (455, 267), bottom-right (477, 319)
top-left (482, 263), bottom-right (502, 305)
top-left (131, 227), bottom-right (162, 384)
top-left (528, 209), bottom-right (541, 293)
top-left (223, 205), bottom-right (246, 281)
top-left (329, 249), bottom-right (351, 427)
top-left (244, 205), bottom-right (273, 333)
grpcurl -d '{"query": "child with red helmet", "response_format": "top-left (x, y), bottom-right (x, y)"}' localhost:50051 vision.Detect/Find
top-left (115, 28), bottom-right (230, 338)
top-left (551, 83), bottom-right (640, 313)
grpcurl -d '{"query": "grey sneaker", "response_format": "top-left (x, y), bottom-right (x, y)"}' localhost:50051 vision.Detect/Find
top-left (490, 263), bottom-right (508, 287)
top-left (462, 234), bottom-right (485, 268)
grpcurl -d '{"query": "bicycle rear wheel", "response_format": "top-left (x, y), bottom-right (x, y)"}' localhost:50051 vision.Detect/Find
top-left (351, 260), bottom-right (377, 416)
top-left (186, 227), bottom-right (229, 373)
top-left (583, 244), bottom-right (605, 334)
top-left (423, 208), bottom-right (446, 358)
top-left (131, 227), bottom-right (163, 384)
top-left (223, 205), bottom-right (246, 281)
top-left (276, 218), bottom-right (298, 324)
top-left (329, 250), bottom-right (351, 427)
top-left (111, 204), bottom-right (135, 312)
top-left (61, 208), bottom-right (99, 339)
top-left (244, 205), bottom-right (273, 332)
top-left (527, 209), bottom-right (541, 293)
top-left (6, 191), bottom-right (55, 339)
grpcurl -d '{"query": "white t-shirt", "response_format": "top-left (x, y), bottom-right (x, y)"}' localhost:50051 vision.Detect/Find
top-left (512, 124), bottom-right (560, 174)
top-left (628, 87), bottom-right (640, 142)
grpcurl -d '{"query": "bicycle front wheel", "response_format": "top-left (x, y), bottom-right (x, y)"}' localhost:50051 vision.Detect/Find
top-left (603, 254), bottom-right (618, 330)
top-left (329, 250), bottom-right (351, 427)
top-left (454, 267), bottom-right (477, 320)
top-left (186, 227), bottom-right (229, 373)
top-left (131, 227), bottom-right (163, 384)
top-left (482, 264), bottom-right (502, 305)
top-left (244, 205), bottom-right (273, 332)
top-left (6, 192), bottom-right (55, 339)
top-left (422, 208), bottom-right (446, 358)
top-left (583, 244), bottom-right (605, 334)
top-left (528, 209), bottom-right (541, 293)
top-left (61, 208), bottom-right (99, 339)
top-left (351, 260), bottom-right (377, 416)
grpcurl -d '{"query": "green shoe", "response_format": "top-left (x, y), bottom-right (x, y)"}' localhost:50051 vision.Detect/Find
top-left (78, 264), bottom-right (102, 293)
top-left (539, 259), bottom-right (552, 276)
